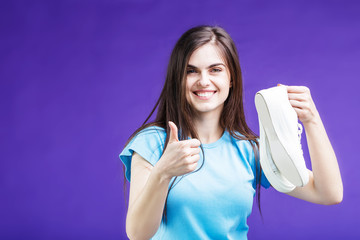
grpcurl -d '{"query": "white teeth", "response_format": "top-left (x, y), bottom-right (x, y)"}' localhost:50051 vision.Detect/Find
top-left (196, 92), bottom-right (214, 97)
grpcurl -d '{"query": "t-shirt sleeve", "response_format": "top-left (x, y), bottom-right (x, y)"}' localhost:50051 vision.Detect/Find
top-left (258, 160), bottom-right (271, 189)
top-left (250, 139), bottom-right (271, 189)
top-left (119, 126), bottom-right (166, 182)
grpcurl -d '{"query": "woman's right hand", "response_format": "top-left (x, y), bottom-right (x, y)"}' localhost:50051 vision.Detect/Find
top-left (154, 121), bottom-right (201, 181)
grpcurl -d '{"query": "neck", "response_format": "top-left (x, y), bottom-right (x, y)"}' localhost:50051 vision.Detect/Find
top-left (193, 110), bottom-right (224, 144)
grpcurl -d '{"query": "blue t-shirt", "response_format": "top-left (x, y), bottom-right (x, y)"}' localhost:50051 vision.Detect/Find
top-left (119, 126), bottom-right (270, 240)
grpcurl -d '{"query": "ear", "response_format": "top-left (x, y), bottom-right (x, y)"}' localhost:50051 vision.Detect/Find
top-left (230, 80), bottom-right (233, 88)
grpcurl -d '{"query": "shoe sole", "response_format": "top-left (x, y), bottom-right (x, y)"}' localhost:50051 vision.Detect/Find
top-left (259, 121), bottom-right (295, 192)
top-left (255, 93), bottom-right (307, 187)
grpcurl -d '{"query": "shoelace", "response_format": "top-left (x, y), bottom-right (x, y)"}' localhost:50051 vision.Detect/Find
top-left (297, 122), bottom-right (304, 155)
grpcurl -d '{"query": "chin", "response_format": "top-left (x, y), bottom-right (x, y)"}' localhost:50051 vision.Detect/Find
top-left (193, 105), bottom-right (222, 114)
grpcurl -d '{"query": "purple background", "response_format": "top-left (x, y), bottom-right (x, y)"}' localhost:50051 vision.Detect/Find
top-left (1, 0), bottom-right (359, 239)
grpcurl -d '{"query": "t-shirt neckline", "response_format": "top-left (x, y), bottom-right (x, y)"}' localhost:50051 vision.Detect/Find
top-left (201, 130), bottom-right (227, 149)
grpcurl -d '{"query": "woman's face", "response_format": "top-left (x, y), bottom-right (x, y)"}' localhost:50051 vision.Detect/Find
top-left (185, 43), bottom-right (231, 117)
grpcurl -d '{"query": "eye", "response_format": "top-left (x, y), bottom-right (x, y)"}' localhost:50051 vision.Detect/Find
top-left (187, 69), bottom-right (196, 74)
top-left (211, 68), bottom-right (222, 73)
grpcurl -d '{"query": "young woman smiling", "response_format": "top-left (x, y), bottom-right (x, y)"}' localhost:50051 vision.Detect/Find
top-left (119, 25), bottom-right (343, 240)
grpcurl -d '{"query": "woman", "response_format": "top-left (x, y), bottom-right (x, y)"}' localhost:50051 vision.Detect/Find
top-left (119, 25), bottom-right (343, 240)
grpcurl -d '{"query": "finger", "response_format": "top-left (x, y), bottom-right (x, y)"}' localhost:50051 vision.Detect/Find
top-left (186, 161), bottom-right (199, 173)
top-left (292, 107), bottom-right (304, 119)
top-left (182, 138), bottom-right (201, 148)
top-left (286, 86), bottom-right (309, 93)
top-left (288, 93), bottom-right (307, 102)
top-left (189, 161), bottom-right (199, 170)
top-left (188, 147), bottom-right (201, 156)
top-left (168, 121), bottom-right (179, 143)
top-left (187, 154), bottom-right (200, 164)
top-left (289, 99), bottom-right (306, 109)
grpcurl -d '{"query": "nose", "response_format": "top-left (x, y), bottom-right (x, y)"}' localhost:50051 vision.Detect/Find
top-left (198, 71), bottom-right (210, 87)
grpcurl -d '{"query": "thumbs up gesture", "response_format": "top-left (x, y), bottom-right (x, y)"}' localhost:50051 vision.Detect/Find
top-left (155, 121), bottom-right (201, 181)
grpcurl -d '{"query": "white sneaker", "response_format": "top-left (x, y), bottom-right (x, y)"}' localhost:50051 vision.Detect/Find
top-left (255, 85), bottom-right (309, 189)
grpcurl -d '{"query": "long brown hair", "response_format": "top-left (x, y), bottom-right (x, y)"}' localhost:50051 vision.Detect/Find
top-left (122, 24), bottom-right (263, 223)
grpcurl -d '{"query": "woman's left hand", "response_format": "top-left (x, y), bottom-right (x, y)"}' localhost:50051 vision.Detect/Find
top-left (280, 84), bottom-right (320, 125)
top-left (280, 84), bottom-right (343, 205)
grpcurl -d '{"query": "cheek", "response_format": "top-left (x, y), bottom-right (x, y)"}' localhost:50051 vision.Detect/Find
top-left (185, 92), bottom-right (190, 103)
top-left (220, 83), bottom-right (231, 98)
top-left (220, 80), bottom-right (230, 91)
top-left (185, 84), bottom-right (191, 102)
top-left (185, 80), bottom-right (193, 97)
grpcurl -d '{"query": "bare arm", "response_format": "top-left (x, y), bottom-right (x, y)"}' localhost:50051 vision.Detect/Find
top-left (283, 85), bottom-right (343, 205)
top-left (126, 152), bottom-right (171, 240)
top-left (126, 121), bottom-right (201, 239)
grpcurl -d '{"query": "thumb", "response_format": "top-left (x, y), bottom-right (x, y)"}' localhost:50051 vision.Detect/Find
top-left (168, 121), bottom-right (179, 143)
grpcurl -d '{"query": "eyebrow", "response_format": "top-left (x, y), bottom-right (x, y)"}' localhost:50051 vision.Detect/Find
top-left (187, 63), bottom-right (226, 69)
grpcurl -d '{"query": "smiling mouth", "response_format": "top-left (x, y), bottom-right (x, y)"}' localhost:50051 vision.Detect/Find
top-left (195, 92), bottom-right (215, 97)
top-left (192, 91), bottom-right (216, 99)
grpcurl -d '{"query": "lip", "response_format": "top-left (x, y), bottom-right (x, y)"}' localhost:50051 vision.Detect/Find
top-left (192, 90), bottom-right (216, 100)
top-left (193, 90), bottom-right (217, 93)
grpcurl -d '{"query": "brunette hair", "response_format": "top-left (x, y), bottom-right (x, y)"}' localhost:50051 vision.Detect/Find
top-left (122, 24), bottom-right (263, 223)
